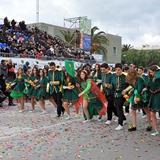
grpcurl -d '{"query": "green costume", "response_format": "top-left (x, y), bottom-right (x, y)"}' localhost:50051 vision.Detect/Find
top-left (129, 76), bottom-right (148, 109)
top-left (36, 76), bottom-right (51, 100)
top-left (28, 76), bottom-right (39, 97)
top-left (10, 74), bottom-right (27, 98)
top-left (111, 73), bottom-right (129, 98)
top-left (148, 69), bottom-right (160, 112)
top-left (48, 69), bottom-right (63, 94)
top-left (62, 77), bottom-right (79, 103)
top-left (91, 72), bottom-right (101, 88)
top-left (81, 79), bottom-right (103, 120)
top-left (101, 71), bottom-right (114, 96)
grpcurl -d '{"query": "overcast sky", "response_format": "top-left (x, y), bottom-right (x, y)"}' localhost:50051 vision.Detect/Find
top-left (0, 0), bottom-right (160, 47)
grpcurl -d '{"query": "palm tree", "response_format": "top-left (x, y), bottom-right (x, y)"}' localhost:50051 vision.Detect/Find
top-left (122, 44), bottom-right (133, 52)
top-left (91, 26), bottom-right (109, 55)
top-left (59, 30), bottom-right (76, 46)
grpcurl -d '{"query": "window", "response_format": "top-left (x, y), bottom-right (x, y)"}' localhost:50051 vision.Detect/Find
top-left (113, 47), bottom-right (117, 55)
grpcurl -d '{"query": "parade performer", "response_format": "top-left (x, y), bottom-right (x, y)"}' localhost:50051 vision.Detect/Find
top-left (48, 62), bottom-right (64, 117)
top-left (100, 63), bottom-right (118, 124)
top-left (111, 63), bottom-right (130, 131)
top-left (62, 71), bottom-right (79, 119)
top-left (10, 68), bottom-right (27, 112)
top-left (147, 65), bottom-right (160, 136)
top-left (91, 63), bottom-right (101, 88)
top-left (27, 67), bottom-right (39, 112)
top-left (78, 70), bottom-right (106, 123)
top-left (125, 69), bottom-right (152, 132)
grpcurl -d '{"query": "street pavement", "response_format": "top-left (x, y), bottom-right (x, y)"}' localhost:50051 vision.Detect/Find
top-left (0, 100), bottom-right (160, 160)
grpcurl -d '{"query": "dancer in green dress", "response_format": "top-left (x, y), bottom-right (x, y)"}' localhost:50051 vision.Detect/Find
top-left (148, 65), bottom-right (160, 136)
top-left (62, 71), bottom-right (79, 119)
top-left (27, 67), bottom-right (39, 112)
top-left (78, 70), bottom-right (103, 123)
top-left (125, 69), bottom-right (151, 132)
top-left (91, 63), bottom-right (101, 88)
top-left (36, 69), bottom-right (57, 114)
top-left (10, 68), bottom-right (27, 112)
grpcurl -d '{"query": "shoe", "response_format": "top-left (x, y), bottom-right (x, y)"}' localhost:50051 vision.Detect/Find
top-left (151, 130), bottom-right (159, 136)
top-left (128, 126), bottom-right (137, 132)
top-left (146, 126), bottom-right (152, 132)
top-left (115, 124), bottom-right (123, 131)
top-left (156, 116), bottom-right (160, 120)
top-left (75, 114), bottom-right (79, 117)
top-left (142, 114), bottom-right (146, 119)
top-left (98, 116), bottom-right (102, 121)
top-left (124, 112), bottom-right (129, 116)
top-left (136, 110), bottom-right (141, 114)
top-left (19, 108), bottom-right (24, 113)
top-left (114, 117), bottom-right (118, 122)
top-left (29, 109), bottom-right (35, 113)
top-left (8, 103), bottom-right (16, 106)
top-left (105, 120), bottom-right (111, 125)
top-left (123, 120), bottom-right (127, 125)
top-left (41, 110), bottom-right (47, 115)
top-left (55, 115), bottom-right (61, 118)
top-left (65, 115), bottom-right (70, 120)
top-left (83, 119), bottom-right (90, 123)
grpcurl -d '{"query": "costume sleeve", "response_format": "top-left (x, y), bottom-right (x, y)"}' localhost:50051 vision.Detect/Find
top-left (82, 79), bottom-right (91, 95)
top-left (137, 77), bottom-right (144, 93)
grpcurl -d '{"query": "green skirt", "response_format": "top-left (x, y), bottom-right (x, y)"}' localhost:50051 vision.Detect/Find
top-left (62, 88), bottom-right (79, 103)
top-left (10, 92), bottom-right (24, 98)
top-left (83, 97), bottom-right (103, 120)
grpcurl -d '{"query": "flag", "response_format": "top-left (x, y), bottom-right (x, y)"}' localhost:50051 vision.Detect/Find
top-left (65, 60), bottom-right (75, 77)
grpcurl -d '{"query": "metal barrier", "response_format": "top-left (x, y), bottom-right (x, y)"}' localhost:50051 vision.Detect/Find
top-left (0, 52), bottom-right (97, 64)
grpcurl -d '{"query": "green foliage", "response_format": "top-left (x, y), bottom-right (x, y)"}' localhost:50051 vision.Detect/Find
top-left (36, 61), bottom-right (39, 64)
top-left (122, 44), bottom-right (133, 52)
top-left (59, 30), bottom-right (76, 45)
top-left (21, 60), bottom-right (24, 64)
top-left (91, 26), bottom-right (109, 55)
top-left (122, 50), bottom-right (160, 67)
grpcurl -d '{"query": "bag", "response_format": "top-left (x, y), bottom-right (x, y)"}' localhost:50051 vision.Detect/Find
top-left (0, 90), bottom-right (7, 103)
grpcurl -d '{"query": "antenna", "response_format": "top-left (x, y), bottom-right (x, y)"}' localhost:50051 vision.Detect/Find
top-left (36, 0), bottom-right (39, 23)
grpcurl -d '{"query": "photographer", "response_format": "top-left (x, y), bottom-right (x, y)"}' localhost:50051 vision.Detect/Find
top-left (0, 60), bottom-right (8, 79)
top-left (7, 59), bottom-right (16, 80)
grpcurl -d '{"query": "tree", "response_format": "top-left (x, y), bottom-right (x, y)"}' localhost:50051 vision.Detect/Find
top-left (91, 26), bottom-right (109, 55)
top-left (59, 30), bottom-right (76, 46)
top-left (122, 44), bottom-right (133, 52)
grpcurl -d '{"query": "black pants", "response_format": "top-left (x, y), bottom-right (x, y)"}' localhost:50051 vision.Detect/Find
top-left (125, 104), bottom-right (129, 113)
top-left (52, 91), bottom-right (64, 116)
top-left (114, 97), bottom-right (126, 126)
top-left (106, 95), bottom-right (118, 120)
top-left (5, 92), bottom-right (13, 104)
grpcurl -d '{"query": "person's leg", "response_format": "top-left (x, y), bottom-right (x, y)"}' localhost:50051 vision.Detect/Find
top-left (39, 100), bottom-right (46, 111)
top-left (150, 111), bottom-right (158, 131)
top-left (83, 100), bottom-right (90, 120)
top-left (131, 109), bottom-right (136, 127)
top-left (63, 102), bottom-right (70, 116)
top-left (57, 92), bottom-right (64, 115)
top-left (144, 108), bottom-right (151, 126)
top-left (49, 98), bottom-right (57, 108)
top-left (115, 97), bottom-right (126, 126)
top-left (31, 97), bottom-right (35, 110)
top-left (20, 97), bottom-right (24, 109)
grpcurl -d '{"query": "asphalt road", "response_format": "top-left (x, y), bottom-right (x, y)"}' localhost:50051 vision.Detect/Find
top-left (0, 100), bottom-right (160, 160)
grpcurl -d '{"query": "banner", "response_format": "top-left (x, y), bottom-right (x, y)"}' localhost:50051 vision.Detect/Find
top-left (80, 17), bottom-right (91, 35)
top-left (65, 60), bottom-right (75, 77)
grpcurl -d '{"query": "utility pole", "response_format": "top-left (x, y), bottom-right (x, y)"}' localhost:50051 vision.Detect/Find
top-left (36, 0), bottom-right (39, 23)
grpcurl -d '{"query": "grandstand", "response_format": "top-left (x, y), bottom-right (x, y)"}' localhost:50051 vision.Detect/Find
top-left (0, 17), bottom-right (96, 65)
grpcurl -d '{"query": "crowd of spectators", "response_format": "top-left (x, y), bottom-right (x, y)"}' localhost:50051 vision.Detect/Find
top-left (0, 17), bottom-right (95, 63)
